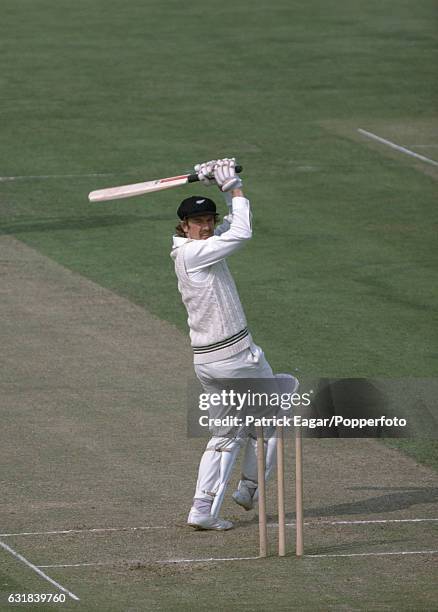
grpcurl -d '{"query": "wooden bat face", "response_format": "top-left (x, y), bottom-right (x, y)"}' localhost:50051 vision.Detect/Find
top-left (88, 174), bottom-right (191, 202)
top-left (88, 165), bottom-right (242, 202)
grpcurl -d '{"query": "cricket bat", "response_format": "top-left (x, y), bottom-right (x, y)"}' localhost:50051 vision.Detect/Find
top-left (88, 165), bottom-right (243, 203)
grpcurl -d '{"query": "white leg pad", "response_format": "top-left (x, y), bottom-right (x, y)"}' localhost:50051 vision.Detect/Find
top-left (236, 373), bottom-right (299, 502)
top-left (193, 436), bottom-right (245, 518)
top-left (238, 435), bottom-right (278, 500)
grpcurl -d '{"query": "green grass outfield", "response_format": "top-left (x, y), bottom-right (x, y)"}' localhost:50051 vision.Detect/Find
top-left (2, 0), bottom-right (436, 378)
top-left (1, 0), bottom-right (437, 609)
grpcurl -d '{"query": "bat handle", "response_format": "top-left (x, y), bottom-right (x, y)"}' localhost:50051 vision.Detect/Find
top-left (187, 165), bottom-right (243, 183)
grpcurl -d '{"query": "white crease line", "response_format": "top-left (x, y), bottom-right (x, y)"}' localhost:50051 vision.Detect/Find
top-left (2, 518), bottom-right (437, 538)
top-left (39, 556), bottom-right (260, 568)
top-left (0, 173), bottom-right (113, 182)
top-left (358, 128), bottom-right (438, 167)
top-left (38, 550), bottom-right (438, 568)
top-left (319, 518), bottom-right (438, 525)
top-left (0, 526), bottom-right (168, 537)
top-left (156, 555), bottom-right (260, 564)
top-left (0, 539), bottom-right (80, 601)
top-left (276, 518), bottom-right (438, 527)
top-left (39, 562), bottom-right (114, 568)
top-left (308, 550), bottom-right (438, 558)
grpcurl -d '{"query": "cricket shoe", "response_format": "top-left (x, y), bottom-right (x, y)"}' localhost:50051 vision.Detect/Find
top-left (187, 509), bottom-right (234, 531)
top-left (232, 481), bottom-right (257, 511)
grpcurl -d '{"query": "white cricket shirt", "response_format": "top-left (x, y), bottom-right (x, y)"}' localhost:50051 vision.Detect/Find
top-left (171, 195), bottom-right (253, 363)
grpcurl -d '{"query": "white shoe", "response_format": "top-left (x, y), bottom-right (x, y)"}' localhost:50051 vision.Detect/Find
top-left (187, 509), bottom-right (234, 531)
top-left (232, 482), bottom-right (257, 511)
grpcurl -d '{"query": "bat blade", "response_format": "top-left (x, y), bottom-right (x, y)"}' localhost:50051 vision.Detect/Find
top-left (88, 165), bottom-right (242, 203)
top-left (88, 174), bottom-right (190, 202)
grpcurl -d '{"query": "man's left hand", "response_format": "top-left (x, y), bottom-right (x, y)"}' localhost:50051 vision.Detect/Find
top-left (194, 160), bottom-right (217, 186)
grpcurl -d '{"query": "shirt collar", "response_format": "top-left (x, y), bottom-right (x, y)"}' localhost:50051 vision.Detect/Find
top-left (172, 235), bottom-right (188, 248)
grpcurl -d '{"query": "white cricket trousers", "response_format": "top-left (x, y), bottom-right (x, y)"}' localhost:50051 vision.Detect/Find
top-left (192, 343), bottom-right (276, 508)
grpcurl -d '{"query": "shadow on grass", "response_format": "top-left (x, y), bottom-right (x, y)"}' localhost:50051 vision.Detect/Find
top-left (0, 215), bottom-right (141, 235)
top-left (305, 537), bottom-right (410, 556)
top-left (296, 486), bottom-right (438, 520)
top-left (231, 486), bottom-right (438, 529)
top-left (237, 486), bottom-right (438, 525)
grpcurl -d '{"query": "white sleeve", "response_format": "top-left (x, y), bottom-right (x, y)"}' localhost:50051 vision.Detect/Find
top-left (184, 197), bottom-right (252, 272)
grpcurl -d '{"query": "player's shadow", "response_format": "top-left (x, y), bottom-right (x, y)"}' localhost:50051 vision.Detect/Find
top-left (239, 485), bottom-right (438, 526)
top-left (0, 215), bottom-right (140, 235)
top-left (305, 537), bottom-right (410, 556)
top-left (288, 486), bottom-right (438, 520)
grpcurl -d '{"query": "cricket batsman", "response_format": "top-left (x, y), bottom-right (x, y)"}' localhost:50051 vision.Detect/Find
top-left (171, 158), bottom-right (297, 530)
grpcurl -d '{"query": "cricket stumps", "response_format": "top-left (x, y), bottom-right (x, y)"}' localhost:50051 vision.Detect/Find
top-left (256, 425), bottom-right (304, 558)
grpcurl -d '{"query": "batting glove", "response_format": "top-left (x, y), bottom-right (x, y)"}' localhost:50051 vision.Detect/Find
top-left (194, 160), bottom-right (217, 186)
top-left (214, 158), bottom-right (243, 192)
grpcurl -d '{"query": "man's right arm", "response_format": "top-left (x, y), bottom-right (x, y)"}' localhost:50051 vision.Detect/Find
top-left (183, 192), bottom-right (252, 273)
top-left (214, 188), bottom-right (246, 236)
